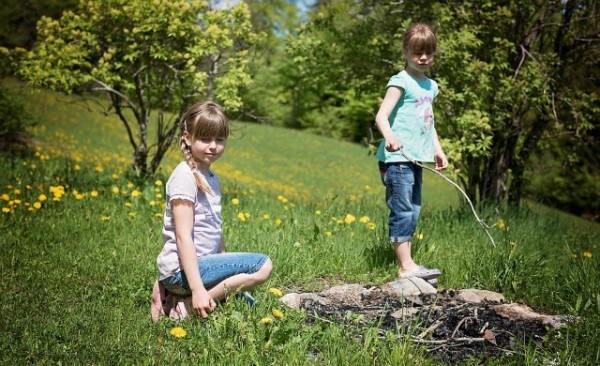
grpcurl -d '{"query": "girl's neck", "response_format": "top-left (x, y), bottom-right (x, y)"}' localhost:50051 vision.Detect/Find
top-left (193, 160), bottom-right (211, 176)
top-left (405, 67), bottom-right (426, 81)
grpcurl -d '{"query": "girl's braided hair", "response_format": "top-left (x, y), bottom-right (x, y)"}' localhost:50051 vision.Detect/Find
top-left (179, 101), bottom-right (229, 194)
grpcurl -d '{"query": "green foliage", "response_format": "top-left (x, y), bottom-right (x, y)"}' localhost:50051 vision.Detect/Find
top-left (0, 86), bottom-right (36, 152)
top-left (18, 0), bottom-right (262, 176)
top-left (285, 0), bottom-right (600, 211)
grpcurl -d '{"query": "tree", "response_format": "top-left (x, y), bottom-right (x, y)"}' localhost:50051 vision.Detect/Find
top-left (18, 0), bottom-right (261, 176)
top-left (286, 0), bottom-right (600, 206)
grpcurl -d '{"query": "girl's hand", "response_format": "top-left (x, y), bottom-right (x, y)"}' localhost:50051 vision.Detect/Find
top-left (191, 288), bottom-right (216, 318)
top-left (434, 151), bottom-right (448, 171)
top-left (385, 137), bottom-right (402, 152)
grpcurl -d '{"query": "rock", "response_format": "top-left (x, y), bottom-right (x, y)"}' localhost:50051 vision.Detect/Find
top-left (491, 303), bottom-right (570, 329)
top-left (279, 293), bottom-right (301, 309)
top-left (455, 289), bottom-right (505, 304)
top-left (381, 278), bottom-right (437, 300)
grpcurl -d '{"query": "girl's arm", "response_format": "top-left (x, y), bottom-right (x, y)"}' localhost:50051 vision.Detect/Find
top-left (172, 199), bottom-right (215, 318)
top-left (433, 128), bottom-right (448, 171)
top-left (375, 87), bottom-right (403, 152)
top-left (217, 237), bottom-right (226, 253)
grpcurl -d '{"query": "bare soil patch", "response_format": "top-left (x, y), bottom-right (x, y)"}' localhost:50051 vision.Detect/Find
top-left (281, 281), bottom-right (571, 363)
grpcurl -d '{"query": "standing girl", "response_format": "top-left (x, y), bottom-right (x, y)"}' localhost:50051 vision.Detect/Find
top-left (374, 23), bottom-right (448, 282)
top-left (151, 101), bottom-right (272, 321)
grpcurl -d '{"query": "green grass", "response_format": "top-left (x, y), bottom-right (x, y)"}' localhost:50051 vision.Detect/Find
top-left (1, 84), bottom-right (599, 365)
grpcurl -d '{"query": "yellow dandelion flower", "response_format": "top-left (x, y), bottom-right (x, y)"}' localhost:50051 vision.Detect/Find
top-left (112, 173), bottom-right (119, 179)
top-left (244, 212), bottom-right (250, 218)
top-left (33, 202), bottom-right (41, 209)
top-left (91, 190), bottom-right (99, 197)
top-left (13, 199), bottom-right (21, 205)
top-left (129, 212), bottom-right (135, 217)
top-left (112, 187), bottom-right (119, 194)
top-left (31, 164), bottom-right (37, 169)
top-left (326, 231), bottom-right (332, 237)
top-left (344, 215), bottom-right (354, 223)
top-left (365, 185), bottom-right (371, 190)
top-left (231, 198), bottom-right (240, 205)
top-left (367, 223), bottom-right (376, 230)
top-left (237, 212), bottom-right (246, 222)
top-left (74, 164), bottom-right (80, 171)
top-left (262, 214), bottom-right (270, 220)
top-left (39, 194), bottom-right (47, 201)
top-left (6, 185), bottom-right (13, 189)
top-left (260, 317), bottom-right (273, 325)
top-left (156, 193), bottom-right (163, 199)
top-left (150, 200), bottom-right (156, 206)
top-left (315, 210), bottom-right (321, 215)
top-left (416, 233), bottom-right (424, 240)
top-left (14, 189), bottom-right (21, 195)
top-left (26, 185), bottom-right (32, 190)
top-left (94, 166), bottom-right (104, 173)
top-left (127, 182), bottom-right (134, 188)
top-left (131, 190), bottom-right (142, 197)
top-left (1, 194), bottom-right (9, 201)
top-left (275, 219), bottom-right (282, 226)
top-left (583, 251), bottom-right (592, 258)
top-left (337, 219), bottom-right (343, 224)
top-left (272, 309), bottom-right (284, 318)
top-left (155, 180), bottom-right (163, 186)
top-left (2, 207), bottom-right (11, 213)
top-left (154, 213), bottom-right (163, 218)
top-left (359, 216), bottom-right (370, 223)
top-left (169, 327), bottom-right (187, 338)
top-left (510, 241), bottom-right (516, 246)
top-left (102, 216), bottom-right (110, 221)
top-left (75, 194), bottom-right (83, 200)
top-left (269, 288), bottom-right (283, 297)
top-left (571, 253), bottom-right (577, 259)
top-left (497, 219), bottom-right (506, 230)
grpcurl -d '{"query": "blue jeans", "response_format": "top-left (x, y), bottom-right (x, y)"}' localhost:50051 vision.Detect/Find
top-left (161, 252), bottom-right (269, 296)
top-left (379, 161), bottom-right (422, 243)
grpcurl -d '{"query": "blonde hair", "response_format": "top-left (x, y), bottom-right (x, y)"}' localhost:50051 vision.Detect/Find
top-left (179, 101), bottom-right (229, 193)
top-left (403, 23), bottom-right (437, 55)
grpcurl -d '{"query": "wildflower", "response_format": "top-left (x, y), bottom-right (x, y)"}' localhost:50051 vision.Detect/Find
top-left (102, 216), bottom-right (110, 221)
top-left (510, 241), bottom-right (516, 247)
top-left (94, 166), bottom-right (104, 173)
top-left (367, 223), bottom-right (376, 230)
top-left (238, 212), bottom-right (246, 222)
top-left (272, 309), bottom-right (284, 318)
top-left (125, 202), bottom-right (132, 207)
top-left (416, 233), bottom-right (424, 240)
top-left (497, 219), bottom-right (506, 230)
top-left (74, 164), bottom-right (80, 171)
top-left (156, 193), bottom-right (163, 199)
top-left (129, 212), bottom-right (135, 217)
top-left (262, 214), bottom-right (270, 220)
top-left (154, 180), bottom-right (163, 186)
top-left (169, 327), bottom-right (187, 338)
top-left (75, 194), bottom-right (83, 200)
top-left (91, 190), bottom-right (99, 197)
top-left (231, 198), bottom-right (240, 205)
top-left (2, 207), bottom-right (11, 213)
top-left (154, 213), bottom-right (163, 218)
top-left (39, 194), bottom-right (47, 201)
top-left (33, 202), bottom-right (41, 209)
top-left (112, 187), bottom-right (120, 194)
top-left (571, 253), bottom-right (577, 259)
top-left (112, 173), bottom-right (119, 179)
top-left (365, 185), bottom-right (371, 190)
top-left (14, 189), bottom-right (21, 195)
top-left (127, 182), bottom-right (134, 188)
top-left (260, 317), bottom-right (273, 325)
top-left (1, 194), bottom-right (9, 201)
top-left (275, 219), bottom-right (282, 226)
top-left (359, 216), bottom-right (370, 223)
top-left (293, 242), bottom-right (301, 248)
top-left (131, 190), bottom-right (142, 197)
top-left (31, 164), bottom-right (37, 169)
top-left (583, 251), bottom-right (592, 258)
top-left (337, 219), bottom-right (343, 224)
top-left (315, 210), bottom-right (321, 215)
top-left (326, 231), bottom-right (332, 237)
top-left (269, 288), bottom-right (283, 297)
top-left (150, 200), bottom-right (156, 206)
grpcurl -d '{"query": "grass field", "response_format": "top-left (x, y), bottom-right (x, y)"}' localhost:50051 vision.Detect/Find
top-left (1, 84), bottom-right (599, 365)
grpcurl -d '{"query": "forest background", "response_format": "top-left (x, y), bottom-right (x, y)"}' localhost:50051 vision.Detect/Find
top-left (1, 0), bottom-right (599, 220)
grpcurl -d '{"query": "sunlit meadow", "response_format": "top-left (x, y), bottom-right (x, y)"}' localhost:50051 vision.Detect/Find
top-left (1, 82), bottom-right (599, 365)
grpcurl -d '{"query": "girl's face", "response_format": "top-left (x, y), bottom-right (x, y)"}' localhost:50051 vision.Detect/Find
top-left (404, 49), bottom-right (434, 77)
top-left (186, 133), bottom-right (227, 170)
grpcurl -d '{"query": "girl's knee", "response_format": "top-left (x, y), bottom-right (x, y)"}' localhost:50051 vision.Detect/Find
top-left (254, 257), bottom-right (273, 283)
